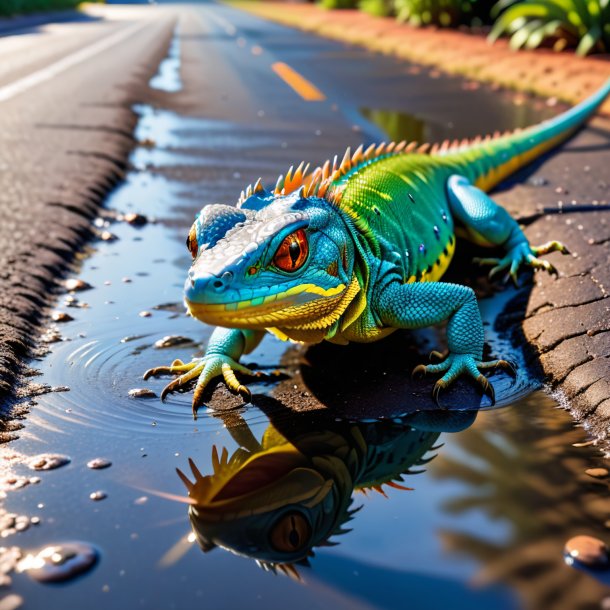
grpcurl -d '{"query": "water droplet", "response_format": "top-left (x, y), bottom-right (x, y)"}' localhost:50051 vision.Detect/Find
top-left (27, 454), bottom-right (71, 471)
top-left (17, 542), bottom-right (99, 583)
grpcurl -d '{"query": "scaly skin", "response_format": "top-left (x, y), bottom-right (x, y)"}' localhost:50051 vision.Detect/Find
top-left (145, 79), bottom-right (610, 415)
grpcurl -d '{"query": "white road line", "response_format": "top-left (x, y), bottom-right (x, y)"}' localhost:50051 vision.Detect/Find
top-left (0, 20), bottom-right (148, 103)
top-left (201, 7), bottom-right (237, 36)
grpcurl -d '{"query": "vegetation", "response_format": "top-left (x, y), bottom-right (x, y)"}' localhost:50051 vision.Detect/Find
top-left (318, 0), bottom-right (358, 9)
top-left (0, 0), bottom-right (84, 17)
top-left (394, 0), bottom-right (494, 27)
top-left (316, 0), bottom-right (610, 55)
top-left (489, 0), bottom-right (610, 55)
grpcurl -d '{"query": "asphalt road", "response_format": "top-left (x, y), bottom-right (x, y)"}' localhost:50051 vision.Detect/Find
top-left (0, 5), bottom-right (175, 400)
top-left (0, 1), bottom-right (608, 442)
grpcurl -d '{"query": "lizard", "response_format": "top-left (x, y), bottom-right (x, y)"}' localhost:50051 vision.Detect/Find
top-left (175, 409), bottom-right (472, 575)
top-left (144, 78), bottom-right (610, 415)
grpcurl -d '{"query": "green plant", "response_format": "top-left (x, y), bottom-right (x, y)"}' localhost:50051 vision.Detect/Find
top-left (0, 0), bottom-right (84, 17)
top-left (318, 0), bottom-right (359, 9)
top-left (359, 0), bottom-right (394, 16)
top-left (489, 0), bottom-right (610, 55)
top-left (394, 0), bottom-right (494, 27)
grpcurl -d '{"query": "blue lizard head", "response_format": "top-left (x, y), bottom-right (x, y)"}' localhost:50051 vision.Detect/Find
top-left (183, 180), bottom-right (357, 334)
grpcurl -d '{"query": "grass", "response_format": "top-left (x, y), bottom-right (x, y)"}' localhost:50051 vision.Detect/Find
top-left (0, 0), bottom-right (89, 17)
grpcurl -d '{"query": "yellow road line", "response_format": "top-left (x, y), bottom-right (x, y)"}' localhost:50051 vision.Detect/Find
top-left (271, 62), bottom-right (326, 102)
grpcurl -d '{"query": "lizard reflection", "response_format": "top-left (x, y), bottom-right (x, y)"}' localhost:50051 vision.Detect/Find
top-left (176, 409), bottom-right (477, 577)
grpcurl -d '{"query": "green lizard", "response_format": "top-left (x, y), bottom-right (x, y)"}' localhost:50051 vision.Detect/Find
top-left (176, 410), bottom-right (471, 575)
top-left (145, 79), bottom-right (610, 414)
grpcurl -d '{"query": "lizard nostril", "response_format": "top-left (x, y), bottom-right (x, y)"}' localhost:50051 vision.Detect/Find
top-left (213, 280), bottom-right (223, 289)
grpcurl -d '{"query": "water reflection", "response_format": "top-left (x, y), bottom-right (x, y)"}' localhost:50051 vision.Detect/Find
top-left (178, 409), bottom-right (476, 577)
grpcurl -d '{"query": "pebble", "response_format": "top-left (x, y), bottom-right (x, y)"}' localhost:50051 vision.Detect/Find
top-left (528, 176), bottom-right (549, 187)
top-left (154, 335), bottom-right (193, 349)
top-left (17, 542), bottom-right (98, 583)
top-left (51, 312), bottom-right (73, 323)
top-left (89, 491), bottom-right (107, 502)
top-left (123, 212), bottom-right (148, 226)
top-left (564, 535), bottom-right (609, 568)
top-left (128, 388), bottom-right (157, 399)
top-left (87, 458), bottom-right (112, 470)
top-left (0, 593), bottom-right (23, 610)
top-left (99, 231), bottom-right (117, 242)
top-left (64, 279), bottom-right (92, 292)
top-left (139, 311), bottom-right (152, 318)
top-left (26, 454), bottom-right (71, 471)
top-left (585, 468), bottom-right (608, 478)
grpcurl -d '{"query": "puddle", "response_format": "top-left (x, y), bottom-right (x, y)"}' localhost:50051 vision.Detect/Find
top-left (1, 25), bottom-right (608, 610)
top-left (149, 26), bottom-right (182, 93)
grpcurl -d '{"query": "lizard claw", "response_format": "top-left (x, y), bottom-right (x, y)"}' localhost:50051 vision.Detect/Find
top-left (412, 364), bottom-right (427, 380)
top-left (432, 380), bottom-right (447, 408)
top-left (476, 374), bottom-right (495, 406)
top-left (145, 355), bottom-right (257, 419)
top-left (429, 350), bottom-right (446, 363)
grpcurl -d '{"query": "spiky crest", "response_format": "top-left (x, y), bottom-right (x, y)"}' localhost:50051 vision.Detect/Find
top-left (235, 126), bottom-right (524, 207)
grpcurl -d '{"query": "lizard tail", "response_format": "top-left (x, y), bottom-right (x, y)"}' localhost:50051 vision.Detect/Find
top-left (443, 77), bottom-right (610, 192)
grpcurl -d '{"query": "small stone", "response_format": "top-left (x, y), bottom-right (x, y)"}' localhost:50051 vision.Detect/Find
top-left (89, 491), bottom-right (107, 501)
top-left (123, 212), bottom-right (147, 226)
top-left (51, 312), bottom-right (73, 323)
top-left (585, 468), bottom-right (608, 479)
top-left (564, 535), bottom-right (609, 567)
top-left (87, 458), bottom-right (112, 470)
top-left (153, 335), bottom-right (193, 349)
top-left (27, 454), bottom-right (70, 471)
top-left (64, 279), bottom-right (92, 292)
top-left (122, 277), bottom-right (132, 283)
top-left (528, 176), bottom-right (549, 187)
top-left (139, 138), bottom-right (156, 148)
top-left (99, 231), bottom-right (117, 242)
top-left (139, 311), bottom-right (151, 318)
top-left (0, 593), bottom-right (23, 610)
top-left (17, 542), bottom-right (98, 583)
top-left (128, 388), bottom-right (156, 399)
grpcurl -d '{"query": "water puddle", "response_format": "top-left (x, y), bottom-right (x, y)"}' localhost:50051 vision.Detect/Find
top-left (1, 25), bottom-right (608, 610)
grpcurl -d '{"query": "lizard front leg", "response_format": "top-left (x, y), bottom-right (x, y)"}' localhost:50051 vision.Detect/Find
top-left (377, 281), bottom-right (515, 407)
top-left (144, 327), bottom-right (265, 417)
top-left (447, 175), bottom-right (570, 284)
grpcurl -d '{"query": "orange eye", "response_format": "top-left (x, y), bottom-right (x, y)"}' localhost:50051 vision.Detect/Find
top-left (273, 229), bottom-right (308, 272)
top-left (186, 225), bottom-right (198, 259)
top-left (269, 512), bottom-right (311, 553)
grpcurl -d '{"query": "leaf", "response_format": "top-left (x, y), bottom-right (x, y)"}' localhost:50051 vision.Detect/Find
top-left (576, 23), bottom-right (601, 53)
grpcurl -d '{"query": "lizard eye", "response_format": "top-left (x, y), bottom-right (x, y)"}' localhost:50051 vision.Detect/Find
top-left (269, 512), bottom-right (311, 553)
top-left (186, 225), bottom-right (198, 259)
top-left (273, 229), bottom-right (308, 272)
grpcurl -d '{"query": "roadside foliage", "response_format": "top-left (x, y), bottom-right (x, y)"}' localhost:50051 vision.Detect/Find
top-left (317, 0), bottom-right (610, 55)
top-left (489, 0), bottom-right (610, 55)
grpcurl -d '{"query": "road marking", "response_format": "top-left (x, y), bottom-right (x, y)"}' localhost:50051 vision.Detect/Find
top-left (271, 62), bottom-right (326, 102)
top-left (0, 20), bottom-right (148, 103)
top-left (202, 8), bottom-right (237, 36)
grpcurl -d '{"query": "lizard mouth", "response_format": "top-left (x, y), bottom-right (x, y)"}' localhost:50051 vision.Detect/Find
top-left (185, 280), bottom-right (355, 330)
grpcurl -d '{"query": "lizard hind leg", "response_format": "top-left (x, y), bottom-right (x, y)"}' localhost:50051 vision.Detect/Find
top-left (446, 174), bottom-right (570, 284)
